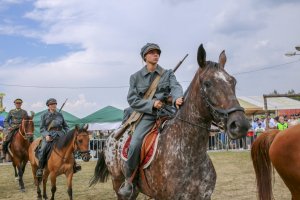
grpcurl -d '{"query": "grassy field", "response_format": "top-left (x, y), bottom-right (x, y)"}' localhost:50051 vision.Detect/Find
top-left (0, 151), bottom-right (291, 200)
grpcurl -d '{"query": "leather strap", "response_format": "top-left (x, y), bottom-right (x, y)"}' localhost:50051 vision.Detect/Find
top-left (126, 69), bottom-right (165, 133)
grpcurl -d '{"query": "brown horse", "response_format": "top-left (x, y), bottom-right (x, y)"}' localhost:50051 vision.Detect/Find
top-left (251, 124), bottom-right (300, 200)
top-left (8, 113), bottom-right (34, 192)
top-left (28, 125), bottom-right (91, 200)
top-left (90, 44), bottom-right (250, 200)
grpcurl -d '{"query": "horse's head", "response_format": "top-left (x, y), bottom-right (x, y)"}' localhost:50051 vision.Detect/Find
top-left (196, 44), bottom-right (250, 139)
top-left (20, 111), bottom-right (35, 142)
top-left (74, 124), bottom-right (91, 162)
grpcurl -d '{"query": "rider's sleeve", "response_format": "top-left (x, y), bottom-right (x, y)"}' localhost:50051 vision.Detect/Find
top-left (127, 74), bottom-right (155, 114)
top-left (40, 114), bottom-right (49, 137)
top-left (168, 70), bottom-right (183, 105)
top-left (4, 111), bottom-right (12, 128)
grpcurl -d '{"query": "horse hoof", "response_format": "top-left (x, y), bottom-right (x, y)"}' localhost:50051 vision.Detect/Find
top-left (20, 188), bottom-right (25, 192)
top-left (15, 177), bottom-right (19, 181)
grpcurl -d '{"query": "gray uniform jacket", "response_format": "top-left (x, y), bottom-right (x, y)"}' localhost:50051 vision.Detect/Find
top-left (127, 65), bottom-right (183, 117)
top-left (40, 110), bottom-right (69, 139)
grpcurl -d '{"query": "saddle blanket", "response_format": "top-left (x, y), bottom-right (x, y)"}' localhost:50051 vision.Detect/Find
top-left (121, 126), bottom-right (160, 169)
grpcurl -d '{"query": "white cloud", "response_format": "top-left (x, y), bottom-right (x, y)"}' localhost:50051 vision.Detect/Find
top-left (1, 0), bottom-right (300, 117)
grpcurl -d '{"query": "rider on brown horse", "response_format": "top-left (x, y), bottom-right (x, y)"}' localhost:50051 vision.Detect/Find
top-left (118, 43), bottom-right (184, 198)
top-left (1, 98), bottom-right (28, 160)
top-left (36, 98), bottom-right (81, 177)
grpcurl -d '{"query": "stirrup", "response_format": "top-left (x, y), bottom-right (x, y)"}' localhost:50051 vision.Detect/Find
top-left (118, 181), bottom-right (134, 198)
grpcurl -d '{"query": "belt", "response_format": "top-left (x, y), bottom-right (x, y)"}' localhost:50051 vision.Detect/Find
top-left (49, 127), bottom-right (62, 131)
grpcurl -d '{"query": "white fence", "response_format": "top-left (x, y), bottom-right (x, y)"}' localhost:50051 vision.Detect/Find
top-left (88, 131), bottom-right (255, 159)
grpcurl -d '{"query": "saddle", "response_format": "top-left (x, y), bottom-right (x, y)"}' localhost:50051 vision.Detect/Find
top-left (34, 138), bottom-right (57, 164)
top-left (121, 117), bottom-right (169, 169)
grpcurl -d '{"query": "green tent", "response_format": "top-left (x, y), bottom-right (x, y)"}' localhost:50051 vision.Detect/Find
top-left (33, 109), bottom-right (80, 138)
top-left (80, 106), bottom-right (123, 124)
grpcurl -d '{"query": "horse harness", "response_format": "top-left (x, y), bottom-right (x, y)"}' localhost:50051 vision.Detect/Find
top-left (52, 132), bottom-right (90, 162)
top-left (18, 119), bottom-right (34, 141)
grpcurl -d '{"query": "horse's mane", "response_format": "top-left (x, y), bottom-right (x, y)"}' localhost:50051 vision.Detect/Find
top-left (56, 128), bottom-right (86, 150)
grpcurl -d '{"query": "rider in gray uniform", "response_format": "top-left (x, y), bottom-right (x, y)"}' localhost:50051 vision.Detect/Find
top-left (36, 98), bottom-right (81, 177)
top-left (118, 43), bottom-right (184, 198)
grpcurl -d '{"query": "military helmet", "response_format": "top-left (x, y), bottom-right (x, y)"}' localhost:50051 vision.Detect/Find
top-left (140, 43), bottom-right (161, 61)
top-left (14, 98), bottom-right (23, 103)
top-left (46, 98), bottom-right (57, 106)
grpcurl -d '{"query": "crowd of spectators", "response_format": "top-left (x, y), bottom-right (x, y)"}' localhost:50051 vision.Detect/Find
top-left (208, 113), bottom-right (300, 150)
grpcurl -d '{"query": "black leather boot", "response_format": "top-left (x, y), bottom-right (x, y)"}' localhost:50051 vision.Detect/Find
top-left (1, 141), bottom-right (8, 160)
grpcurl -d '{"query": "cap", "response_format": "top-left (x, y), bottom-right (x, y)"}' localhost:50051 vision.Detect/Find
top-left (46, 98), bottom-right (57, 106)
top-left (140, 43), bottom-right (161, 60)
top-left (14, 98), bottom-right (23, 103)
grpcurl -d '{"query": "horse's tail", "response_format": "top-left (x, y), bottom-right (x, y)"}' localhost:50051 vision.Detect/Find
top-left (251, 130), bottom-right (280, 200)
top-left (89, 151), bottom-right (109, 187)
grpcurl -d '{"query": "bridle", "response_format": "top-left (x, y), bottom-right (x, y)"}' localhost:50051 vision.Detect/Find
top-left (18, 119), bottom-right (34, 141)
top-left (200, 87), bottom-right (245, 123)
top-left (158, 79), bottom-right (245, 132)
top-left (74, 132), bottom-right (90, 157)
top-left (53, 131), bottom-right (90, 162)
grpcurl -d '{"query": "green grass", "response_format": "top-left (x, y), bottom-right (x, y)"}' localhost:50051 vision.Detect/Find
top-left (0, 151), bottom-right (291, 200)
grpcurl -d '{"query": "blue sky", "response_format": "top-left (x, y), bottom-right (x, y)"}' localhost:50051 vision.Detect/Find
top-left (0, 0), bottom-right (300, 117)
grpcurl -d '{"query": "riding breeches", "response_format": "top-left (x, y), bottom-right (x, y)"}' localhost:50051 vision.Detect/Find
top-left (2, 129), bottom-right (18, 153)
top-left (126, 116), bottom-right (155, 174)
top-left (38, 139), bottom-right (50, 168)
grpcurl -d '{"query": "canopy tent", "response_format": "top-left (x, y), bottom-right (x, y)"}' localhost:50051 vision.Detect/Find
top-left (33, 109), bottom-right (80, 138)
top-left (80, 106), bottom-right (123, 131)
top-left (0, 111), bottom-right (8, 128)
top-left (237, 98), bottom-right (264, 116)
top-left (238, 96), bottom-right (300, 116)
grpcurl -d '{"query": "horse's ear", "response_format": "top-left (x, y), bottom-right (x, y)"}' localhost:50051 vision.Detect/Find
top-left (30, 111), bottom-right (35, 118)
top-left (75, 124), bottom-right (79, 131)
top-left (219, 50), bottom-right (226, 68)
top-left (83, 124), bottom-right (89, 131)
top-left (197, 44), bottom-right (206, 68)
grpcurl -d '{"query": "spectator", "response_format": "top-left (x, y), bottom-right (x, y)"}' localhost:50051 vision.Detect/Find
top-left (288, 114), bottom-right (299, 127)
top-left (0, 126), bottom-right (4, 143)
top-left (0, 126), bottom-right (4, 162)
top-left (277, 116), bottom-right (288, 131)
top-left (255, 122), bottom-right (265, 138)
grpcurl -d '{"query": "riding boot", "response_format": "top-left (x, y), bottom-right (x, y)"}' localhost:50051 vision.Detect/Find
top-left (1, 141), bottom-right (8, 160)
top-left (118, 164), bottom-right (137, 198)
top-left (73, 161), bottom-right (81, 173)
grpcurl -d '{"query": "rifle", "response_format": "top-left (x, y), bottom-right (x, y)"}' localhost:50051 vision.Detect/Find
top-left (47, 98), bottom-right (68, 131)
top-left (114, 54), bottom-right (189, 140)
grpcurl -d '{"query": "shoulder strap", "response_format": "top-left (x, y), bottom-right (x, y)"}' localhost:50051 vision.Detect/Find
top-left (126, 69), bottom-right (164, 127)
top-left (143, 68), bottom-right (165, 100)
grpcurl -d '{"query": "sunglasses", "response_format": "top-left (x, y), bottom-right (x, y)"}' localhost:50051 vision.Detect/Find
top-left (49, 103), bottom-right (57, 105)
top-left (15, 102), bottom-right (22, 104)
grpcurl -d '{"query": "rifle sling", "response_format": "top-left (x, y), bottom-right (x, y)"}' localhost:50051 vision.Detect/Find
top-left (125, 69), bottom-right (165, 133)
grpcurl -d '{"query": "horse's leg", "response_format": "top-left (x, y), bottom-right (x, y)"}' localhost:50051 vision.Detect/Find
top-left (66, 172), bottom-right (74, 200)
top-left (17, 163), bottom-right (25, 192)
top-left (50, 172), bottom-right (57, 200)
top-left (42, 170), bottom-right (50, 200)
top-left (13, 163), bottom-right (19, 180)
top-left (32, 163), bottom-right (42, 199)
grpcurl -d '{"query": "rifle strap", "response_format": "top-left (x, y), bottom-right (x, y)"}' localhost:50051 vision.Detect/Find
top-left (127, 68), bottom-right (165, 133)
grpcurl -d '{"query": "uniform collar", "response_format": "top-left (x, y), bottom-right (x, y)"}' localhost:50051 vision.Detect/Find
top-left (141, 64), bottom-right (163, 76)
